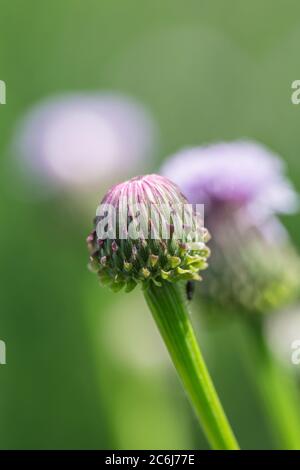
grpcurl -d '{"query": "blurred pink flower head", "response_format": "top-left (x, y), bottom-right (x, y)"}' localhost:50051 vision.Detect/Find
top-left (161, 141), bottom-right (298, 223)
top-left (161, 141), bottom-right (300, 314)
top-left (14, 92), bottom-right (157, 191)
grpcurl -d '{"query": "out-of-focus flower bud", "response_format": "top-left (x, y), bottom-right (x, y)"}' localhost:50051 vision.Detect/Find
top-left (162, 141), bottom-right (300, 314)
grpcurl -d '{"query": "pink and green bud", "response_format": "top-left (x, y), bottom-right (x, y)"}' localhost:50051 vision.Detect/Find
top-left (87, 174), bottom-right (210, 292)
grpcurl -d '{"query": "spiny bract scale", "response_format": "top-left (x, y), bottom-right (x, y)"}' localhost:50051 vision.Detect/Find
top-left (87, 229), bottom-right (210, 293)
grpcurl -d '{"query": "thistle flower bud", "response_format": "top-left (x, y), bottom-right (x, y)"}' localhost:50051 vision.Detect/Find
top-left (200, 218), bottom-right (300, 314)
top-left (87, 174), bottom-right (210, 292)
top-left (162, 141), bottom-right (300, 315)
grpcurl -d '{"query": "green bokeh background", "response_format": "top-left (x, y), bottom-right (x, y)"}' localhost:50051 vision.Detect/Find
top-left (0, 0), bottom-right (300, 449)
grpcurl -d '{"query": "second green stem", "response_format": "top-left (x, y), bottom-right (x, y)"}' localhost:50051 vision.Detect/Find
top-left (243, 317), bottom-right (300, 450)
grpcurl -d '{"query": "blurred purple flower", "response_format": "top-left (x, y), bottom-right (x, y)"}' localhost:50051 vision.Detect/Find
top-left (161, 141), bottom-right (300, 314)
top-left (14, 92), bottom-right (157, 191)
top-left (161, 141), bottom-right (298, 222)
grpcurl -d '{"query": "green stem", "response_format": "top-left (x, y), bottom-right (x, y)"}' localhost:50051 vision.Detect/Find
top-left (243, 317), bottom-right (300, 450)
top-left (144, 282), bottom-right (239, 450)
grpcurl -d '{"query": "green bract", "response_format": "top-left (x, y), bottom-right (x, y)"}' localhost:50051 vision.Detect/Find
top-left (199, 234), bottom-right (300, 315)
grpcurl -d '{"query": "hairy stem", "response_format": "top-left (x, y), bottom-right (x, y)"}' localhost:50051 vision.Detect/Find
top-left (144, 282), bottom-right (239, 450)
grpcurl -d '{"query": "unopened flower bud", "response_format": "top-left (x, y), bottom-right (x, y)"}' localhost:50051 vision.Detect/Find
top-left (87, 174), bottom-right (210, 292)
